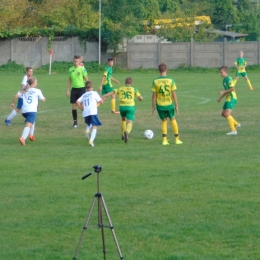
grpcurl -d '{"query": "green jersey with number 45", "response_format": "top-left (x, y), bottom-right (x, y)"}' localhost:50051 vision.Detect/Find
top-left (151, 76), bottom-right (176, 107)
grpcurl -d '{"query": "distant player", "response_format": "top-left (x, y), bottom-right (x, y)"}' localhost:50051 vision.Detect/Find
top-left (66, 55), bottom-right (88, 128)
top-left (217, 66), bottom-right (241, 135)
top-left (233, 51), bottom-right (253, 90)
top-left (19, 77), bottom-right (46, 146)
top-left (98, 58), bottom-right (120, 114)
top-left (152, 63), bottom-right (182, 145)
top-left (102, 77), bottom-right (143, 143)
top-left (5, 67), bottom-right (33, 125)
top-left (76, 81), bottom-right (103, 147)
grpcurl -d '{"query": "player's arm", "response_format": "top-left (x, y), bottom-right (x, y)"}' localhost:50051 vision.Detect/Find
top-left (84, 75), bottom-right (88, 82)
top-left (172, 91), bottom-right (179, 115)
top-left (98, 75), bottom-right (106, 92)
top-left (66, 78), bottom-right (71, 97)
top-left (152, 92), bottom-right (156, 114)
top-left (217, 87), bottom-right (235, 102)
top-left (76, 100), bottom-right (84, 111)
top-left (111, 77), bottom-right (119, 85)
top-left (10, 93), bottom-right (19, 108)
top-left (102, 90), bottom-right (115, 100)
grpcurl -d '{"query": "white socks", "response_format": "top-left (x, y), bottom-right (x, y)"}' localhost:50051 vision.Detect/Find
top-left (7, 109), bottom-right (17, 120)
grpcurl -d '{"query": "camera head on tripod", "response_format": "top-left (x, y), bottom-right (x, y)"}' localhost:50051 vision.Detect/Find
top-left (93, 165), bottom-right (102, 173)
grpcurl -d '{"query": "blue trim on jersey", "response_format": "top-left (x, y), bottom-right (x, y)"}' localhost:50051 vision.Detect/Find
top-left (17, 97), bottom-right (23, 109)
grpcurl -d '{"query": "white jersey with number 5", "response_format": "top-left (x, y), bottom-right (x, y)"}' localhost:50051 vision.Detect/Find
top-left (77, 91), bottom-right (101, 117)
top-left (22, 88), bottom-right (45, 113)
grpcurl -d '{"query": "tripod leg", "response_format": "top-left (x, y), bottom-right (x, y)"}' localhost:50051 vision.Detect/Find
top-left (101, 196), bottom-right (124, 260)
top-left (73, 196), bottom-right (97, 260)
top-left (98, 195), bottom-right (107, 260)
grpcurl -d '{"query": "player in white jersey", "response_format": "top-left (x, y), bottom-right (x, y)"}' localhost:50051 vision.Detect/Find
top-left (76, 81), bottom-right (103, 147)
top-left (19, 77), bottom-right (46, 146)
top-left (5, 67), bottom-right (33, 125)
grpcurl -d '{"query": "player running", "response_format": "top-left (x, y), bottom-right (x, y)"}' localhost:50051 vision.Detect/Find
top-left (98, 58), bottom-right (120, 114)
top-left (5, 67), bottom-right (33, 125)
top-left (19, 77), bottom-right (46, 146)
top-left (102, 77), bottom-right (143, 143)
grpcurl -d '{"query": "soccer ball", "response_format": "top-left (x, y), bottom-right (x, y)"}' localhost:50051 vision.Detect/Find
top-left (144, 130), bottom-right (154, 139)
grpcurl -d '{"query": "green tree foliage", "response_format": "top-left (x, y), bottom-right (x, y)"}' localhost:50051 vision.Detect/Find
top-left (234, 0), bottom-right (260, 41)
top-left (208, 0), bottom-right (238, 30)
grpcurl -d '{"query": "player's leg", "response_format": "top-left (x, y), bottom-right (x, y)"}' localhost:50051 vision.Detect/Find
top-left (89, 115), bottom-right (102, 147)
top-left (111, 93), bottom-right (119, 114)
top-left (222, 104), bottom-right (237, 135)
top-left (121, 118), bottom-right (126, 140)
top-left (170, 118), bottom-right (183, 144)
top-left (6, 98), bottom-right (23, 125)
top-left (244, 75), bottom-right (253, 90)
top-left (233, 73), bottom-right (239, 86)
top-left (19, 113), bottom-right (35, 145)
top-left (124, 110), bottom-right (134, 143)
top-left (84, 117), bottom-right (92, 139)
top-left (29, 123), bottom-right (36, 141)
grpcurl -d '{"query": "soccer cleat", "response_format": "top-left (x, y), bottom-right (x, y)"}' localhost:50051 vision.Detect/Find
top-left (124, 131), bottom-right (129, 143)
top-left (85, 130), bottom-right (90, 139)
top-left (111, 110), bottom-right (120, 114)
top-left (29, 135), bottom-right (36, 141)
top-left (89, 140), bottom-right (94, 147)
top-left (162, 140), bottom-right (169, 145)
top-left (19, 137), bottom-right (25, 146)
top-left (226, 131), bottom-right (237, 135)
top-left (235, 123), bottom-right (241, 128)
top-left (5, 119), bottom-right (11, 126)
top-left (175, 140), bottom-right (183, 145)
top-left (72, 122), bottom-right (78, 128)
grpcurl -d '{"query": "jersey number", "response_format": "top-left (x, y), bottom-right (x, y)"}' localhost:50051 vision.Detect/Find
top-left (121, 90), bottom-right (132, 99)
top-left (26, 96), bottom-right (32, 104)
top-left (159, 85), bottom-right (170, 96)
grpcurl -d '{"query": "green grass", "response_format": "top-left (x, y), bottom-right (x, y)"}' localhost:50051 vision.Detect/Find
top-left (1, 70), bottom-right (260, 260)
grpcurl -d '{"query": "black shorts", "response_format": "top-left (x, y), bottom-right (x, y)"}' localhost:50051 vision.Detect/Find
top-left (70, 87), bottom-right (86, 104)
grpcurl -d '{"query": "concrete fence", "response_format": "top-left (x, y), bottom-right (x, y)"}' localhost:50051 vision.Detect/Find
top-left (127, 38), bottom-right (260, 69)
top-left (0, 37), bottom-right (260, 69)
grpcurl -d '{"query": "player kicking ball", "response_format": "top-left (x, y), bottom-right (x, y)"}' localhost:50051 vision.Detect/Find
top-left (217, 66), bottom-right (241, 135)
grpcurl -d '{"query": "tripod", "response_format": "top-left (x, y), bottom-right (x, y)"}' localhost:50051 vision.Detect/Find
top-left (73, 165), bottom-right (124, 260)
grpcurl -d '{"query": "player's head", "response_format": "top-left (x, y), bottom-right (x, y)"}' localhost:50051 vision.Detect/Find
top-left (125, 77), bottom-right (133, 86)
top-left (28, 77), bottom-right (37, 87)
top-left (158, 63), bottom-right (167, 74)
top-left (73, 55), bottom-right (81, 67)
top-left (219, 66), bottom-right (228, 78)
top-left (239, 51), bottom-right (243, 57)
top-left (85, 81), bottom-right (93, 90)
top-left (107, 58), bottom-right (114, 67)
top-left (26, 67), bottom-right (33, 76)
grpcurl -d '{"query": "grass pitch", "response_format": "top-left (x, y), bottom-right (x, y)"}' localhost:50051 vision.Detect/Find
top-left (1, 70), bottom-right (260, 260)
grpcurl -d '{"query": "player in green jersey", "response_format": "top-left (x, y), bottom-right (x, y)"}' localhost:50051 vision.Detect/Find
top-left (233, 51), bottom-right (253, 90)
top-left (66, 55), bottom-right (88, 128)
top-left (98, 58), bottom-right (120, 114)
top-left (151, 63), bottom-right (183, 145)
top-left (217, 66), bottom-right (241, 135)
top-left (102, 77), bottom-right (143, 143)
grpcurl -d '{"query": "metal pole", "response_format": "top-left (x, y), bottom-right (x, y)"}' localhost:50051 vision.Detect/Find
top-left (99, 0), bottom-right (101, 65)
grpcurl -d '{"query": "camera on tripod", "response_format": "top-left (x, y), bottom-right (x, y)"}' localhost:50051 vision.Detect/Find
top-left (93, 165), bottom-right (102, 173)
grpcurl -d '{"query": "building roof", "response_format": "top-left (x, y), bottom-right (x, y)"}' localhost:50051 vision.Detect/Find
top-left (212, 30), bottom-right (248, 38)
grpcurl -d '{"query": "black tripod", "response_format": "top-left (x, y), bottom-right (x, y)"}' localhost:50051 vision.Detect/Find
top-left (73, 165), bottom-right (124, 260)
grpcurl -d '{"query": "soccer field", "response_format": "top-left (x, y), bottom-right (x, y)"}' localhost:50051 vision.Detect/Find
top-left (1, 70), bottom-right (260, 260)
